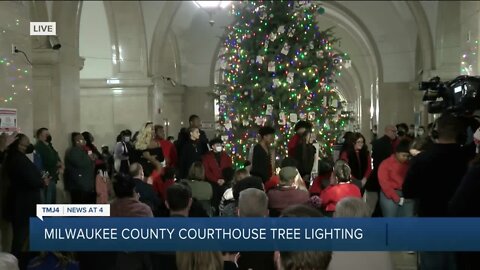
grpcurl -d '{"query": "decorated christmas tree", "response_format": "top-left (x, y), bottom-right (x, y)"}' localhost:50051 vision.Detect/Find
top-left (214, 1), bottom-right (354, 167)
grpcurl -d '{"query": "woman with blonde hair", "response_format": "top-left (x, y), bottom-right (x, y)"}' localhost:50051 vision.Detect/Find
top-left (134, 122), bottom-right (164, 178)
top-left (184, 161), bottom-right (213, 216)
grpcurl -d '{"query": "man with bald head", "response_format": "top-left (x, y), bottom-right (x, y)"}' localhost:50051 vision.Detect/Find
top-left (365, 124), bottom-right (398, 217)
top-left (236, 188), bottom-right (274, 270)
top-left (238, 188), bottom-right (269, 217)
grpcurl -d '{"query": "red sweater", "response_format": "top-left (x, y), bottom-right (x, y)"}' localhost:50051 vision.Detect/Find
top-left (264, 175), bottom-right (280, 192)
top-left (156, 139), bottom-right (178, 168)
top-left (378, 155), bottom-right (409, 203)
top-left (151, 168), bottom-right (175, 200)
top-left (287, 134), bottom-right (300, 157)
top-left (339, 150), bottom-right (372, 180)
top-left (309, 172), bottom-right (332, 195)
top-left (202, 151), bottom-right (232, 183)
top-left (321, 183), bottom-right (361, 212)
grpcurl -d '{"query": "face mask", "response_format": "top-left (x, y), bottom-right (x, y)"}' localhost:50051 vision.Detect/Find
top-left (214, 146), bottom-right (223, 152)
top-left (46, 135), bottom-right (52, 143)
top-left (124, 137), bottom-right (130, 143)
top-left (26, 144), bottom-right (34, 154)
top-left (418, 130), bottom-right (424, 136)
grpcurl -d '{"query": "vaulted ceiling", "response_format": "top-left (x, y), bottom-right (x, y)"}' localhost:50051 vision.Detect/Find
top-left (80, 1), bottom-right (438, 96)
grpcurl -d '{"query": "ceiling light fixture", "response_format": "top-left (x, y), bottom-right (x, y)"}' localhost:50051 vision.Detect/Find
top-left (193, 1), bottom-right (231, 9)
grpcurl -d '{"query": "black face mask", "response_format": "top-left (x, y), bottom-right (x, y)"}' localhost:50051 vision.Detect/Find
top-left (46, 135), bottom-right (52, 143)
top-left (25, 144), bottom-right (35, 154)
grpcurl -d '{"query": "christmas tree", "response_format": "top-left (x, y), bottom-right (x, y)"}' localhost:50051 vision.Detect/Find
top-left (215, 1), bottom-right (353, 167)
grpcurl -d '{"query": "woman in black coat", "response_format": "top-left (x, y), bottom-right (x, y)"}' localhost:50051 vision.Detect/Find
top-left (4, 134), bottom-right (48, 258)
top-left (178, 127), bottom-right (203, 179)
top-left (294, 130), bottom-right (316, 183)
top-left (250, 126), bottom-right (275, 183)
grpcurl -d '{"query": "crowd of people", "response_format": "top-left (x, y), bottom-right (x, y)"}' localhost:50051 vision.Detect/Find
top-left (0, 112), bottom-right (479, 269)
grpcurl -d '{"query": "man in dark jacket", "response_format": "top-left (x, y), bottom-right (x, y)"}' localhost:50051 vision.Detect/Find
top-left (129, 163), bottom-right (162, 216)
top-left (176, 114), bottom-right (209, 158)
top-left (403, 113), bottom-right (469, 270)
top-left (34, 128), bottom-right (62, 204)
top-left (366, 124), bottom-right (398, 217)
top-left (64, 132), bottom-right (95, 204)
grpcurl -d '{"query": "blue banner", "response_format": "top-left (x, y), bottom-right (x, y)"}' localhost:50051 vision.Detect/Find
top-left (29, 218), bottom-right (480, 251)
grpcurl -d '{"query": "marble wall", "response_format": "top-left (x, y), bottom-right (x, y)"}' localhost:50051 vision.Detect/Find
top-left (0, 1), bottom-right (33, 138)
top-left (80, 79), bottom-right (152, 149)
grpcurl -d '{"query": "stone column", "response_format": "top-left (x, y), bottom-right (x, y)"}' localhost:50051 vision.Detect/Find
top-left (31, 48), bottom-right (84, 157)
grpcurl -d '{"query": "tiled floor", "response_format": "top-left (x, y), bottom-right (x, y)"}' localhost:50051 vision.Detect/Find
top-left (392, 252), bottom-right (417, 270)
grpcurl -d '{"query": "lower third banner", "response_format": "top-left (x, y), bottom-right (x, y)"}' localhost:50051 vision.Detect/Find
top-left (29, 218), bottom-right (480, 251)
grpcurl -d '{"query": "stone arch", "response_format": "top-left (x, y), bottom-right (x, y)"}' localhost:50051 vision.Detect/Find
top-left (405, 1), bottom-right (436, 73)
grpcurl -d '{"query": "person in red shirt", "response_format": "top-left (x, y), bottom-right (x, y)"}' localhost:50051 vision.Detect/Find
top-left (339, 132), bottom-right (372, 192)
top-left (287, 120), bottom-right (312, 157)
top-left (378, 139), bottom-right (412, 217)
top-left (154, 125), bottom-right (178, 168)
top-left (321, 160), bottom-right (361, 215)
top-left (309, 158), bottom-right (334, 196)
top-left (202, 138), bottom-right (233, 185)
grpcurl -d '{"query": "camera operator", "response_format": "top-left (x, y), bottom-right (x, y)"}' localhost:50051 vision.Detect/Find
top-left (403, 113), bottom-right (469, 270)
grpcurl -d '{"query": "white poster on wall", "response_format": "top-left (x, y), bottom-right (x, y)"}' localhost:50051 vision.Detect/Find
top-left (0, 108), bottom-right (17, 133)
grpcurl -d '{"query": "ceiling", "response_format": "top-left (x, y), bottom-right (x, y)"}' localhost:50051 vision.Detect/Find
top-left (153, 1), bottom-right (437, 87)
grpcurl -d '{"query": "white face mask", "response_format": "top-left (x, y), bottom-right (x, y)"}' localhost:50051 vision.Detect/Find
top-left (214, 146), bottom-right (223, 152)
top-left (124, 137), bottom-right (130, 142)
top-left (417, 130), bottom-right (424, 136)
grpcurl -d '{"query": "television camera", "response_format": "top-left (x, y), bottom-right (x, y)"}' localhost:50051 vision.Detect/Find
top-left (419, 75), bottom-right (480, 115)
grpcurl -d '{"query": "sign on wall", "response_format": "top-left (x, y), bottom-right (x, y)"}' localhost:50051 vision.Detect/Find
top-left (0, 108), bottom-right (17, 133)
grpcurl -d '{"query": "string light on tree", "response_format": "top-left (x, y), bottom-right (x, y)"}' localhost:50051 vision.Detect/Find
top-left (461, 39), bottom-right (478, 75)
top-left (213, 0), bottom-right (354, 167)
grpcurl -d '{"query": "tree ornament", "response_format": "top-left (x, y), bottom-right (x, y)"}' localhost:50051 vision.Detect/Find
top-left (344, 59), bottom-right (352, 68)
top-left (287, 28), bottom-right (296, 37)
top-left (308, 41), bottom-right (314, 50)
top-left (272, 78), bottom-right (281, 88)
top-left (308, 111), bottom-right (316, 121)
top-left (281, 43), bottom-right (290, 55)
top-left (289, 113), bottom-right (298, 123)
top-left (264, 40), bottom-right (270, 49)
top-left (286, 73), bottom-right (294, 84)
top-left (255, 116), bottom-right (266, 125)
top-left (268, 96), bottom-right (274, 102)
top-left (224, 120), bottom-right (232, 130)
top-left (242, 119), bottom-right (249, 126)
top-left (316, 50), bottom-right (324, 58)
top-left (268, 61), bottom-right (276, 72)
top-left (269, 32), bottom-right (277, 41)
top-left (256, 55), bottom-right (264, 64)
top-left (278, 112), bottom-right (286, 125)
top-left (266, 104), bottom-right (273, 115)
top-left (299, 113), bottom-right (307, 120)
top-left (277, 25), bottom-right (286, 34)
